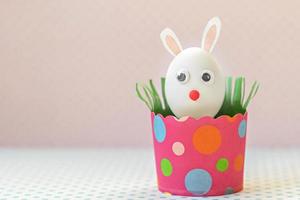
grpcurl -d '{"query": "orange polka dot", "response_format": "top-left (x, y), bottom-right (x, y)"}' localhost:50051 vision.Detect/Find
top-left (193, 125), bottom-right (222, 155)
top-left (234, 154), bottom-right (244, 171)
top-left (164, 192), bottom-right (172, 196)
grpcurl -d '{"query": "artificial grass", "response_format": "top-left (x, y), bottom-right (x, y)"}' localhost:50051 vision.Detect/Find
top-left (136, 78), bottom-right (174, 117)
top-left (136, 77), bottom-right (259, 118)
top-left (215, 77), bottom-right (259, 117)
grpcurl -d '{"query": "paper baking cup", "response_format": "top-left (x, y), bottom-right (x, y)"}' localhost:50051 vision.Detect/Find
top-left (151, 112), bottom-right (248, 196)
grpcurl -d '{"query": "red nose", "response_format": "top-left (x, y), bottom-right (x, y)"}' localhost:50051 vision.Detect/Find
top-left (189, 90), bottom-right (200, 101)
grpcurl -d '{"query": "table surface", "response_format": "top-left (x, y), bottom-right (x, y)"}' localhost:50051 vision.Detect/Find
top-left (0, 148), bottom-right (299, 200)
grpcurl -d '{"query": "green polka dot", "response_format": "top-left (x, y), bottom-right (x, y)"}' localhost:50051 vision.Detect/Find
top-left (161, 158), bottom-right (173, 176)
top-left (216, 158), bottom-right (229, 172)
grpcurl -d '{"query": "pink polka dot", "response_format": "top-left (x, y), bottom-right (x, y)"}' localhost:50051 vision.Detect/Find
top-left (172, 142), bottom-right (185, 156)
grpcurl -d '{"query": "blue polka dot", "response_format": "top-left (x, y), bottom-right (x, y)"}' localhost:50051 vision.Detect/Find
top-left (184, 169), bottom-right (212, 195)
top-left (225, 187), bottom-right (234, 195)
top-left (238, 120), bottom-right (247, 138)
top-left (154, 115), bottom-right (166, 143)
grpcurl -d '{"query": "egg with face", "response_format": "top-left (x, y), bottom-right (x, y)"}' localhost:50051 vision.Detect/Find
top-left (160, 17), bottom-right (225, 119)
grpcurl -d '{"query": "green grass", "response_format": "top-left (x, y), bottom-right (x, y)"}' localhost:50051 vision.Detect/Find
top-left (135, 78), bottom-right (174, 117)
top-left (215, 77), bottom-right (259, 117)
top-left (136, 77), bottom-right (259, 118)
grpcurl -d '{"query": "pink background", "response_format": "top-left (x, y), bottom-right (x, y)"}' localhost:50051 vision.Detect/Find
top-left (0, 0), bottom-right (299, 147)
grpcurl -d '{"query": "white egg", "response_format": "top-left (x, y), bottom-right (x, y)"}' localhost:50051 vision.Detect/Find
top-left (160, 17), bottom-right (225, 119)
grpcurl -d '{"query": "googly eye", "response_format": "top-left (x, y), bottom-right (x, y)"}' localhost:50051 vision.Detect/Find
top-left (201, 70), bottom-right (215, 85)
top-left (176, 69), bottom-right (190, 84)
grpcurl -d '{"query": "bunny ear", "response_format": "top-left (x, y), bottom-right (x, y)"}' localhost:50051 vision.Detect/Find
top-left (160, 28), bottom-right (183, 56)
top-left (201, 17), bottom-right (222, 53)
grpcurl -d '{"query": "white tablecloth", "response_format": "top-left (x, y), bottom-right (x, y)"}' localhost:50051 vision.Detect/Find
top-left (0, 148), bottom-right (299, 200)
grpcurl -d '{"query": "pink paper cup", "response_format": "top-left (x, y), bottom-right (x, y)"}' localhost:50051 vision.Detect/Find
top-left (151, 112), bottom-right (248, 196)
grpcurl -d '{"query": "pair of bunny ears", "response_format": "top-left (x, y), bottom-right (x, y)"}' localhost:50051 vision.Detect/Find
top-left (160, 17), bottom-right (222, 56)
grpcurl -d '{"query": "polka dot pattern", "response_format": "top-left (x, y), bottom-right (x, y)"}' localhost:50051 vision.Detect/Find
top-left (160, 158), bottom-right (173, 176)
top-left (184, 169), bottom-right (212, 195)
top-left (192, 125), bottom-right (222, 155)
top-left (151, 112), bottom-right (248, 196)
top-left (216, 158), bottom-right (229, 172)
top-left (238, 120), bottom-right (247, 138)
top-left (234, 154), bottom-right (244, 171)
top-left (153, 115), bottom-right (166, 143)
top-left (172, 142), bottom-right (185, 156)
top-left (163, 192), bottom-right (172, 196)
top-left (0, 148), bottom-right (299, 199)
top-left (225, 187), bottom-right (234, 195)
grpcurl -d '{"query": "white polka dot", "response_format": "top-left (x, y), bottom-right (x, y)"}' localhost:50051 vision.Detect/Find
top-left (172, 142), bottom-right (185, 156)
